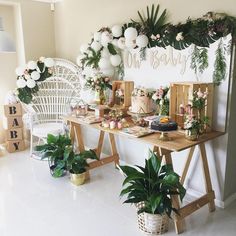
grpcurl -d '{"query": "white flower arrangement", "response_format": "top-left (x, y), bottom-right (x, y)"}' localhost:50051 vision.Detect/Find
top-left (132, 87), bottom-right (154, 98)
top-left (16, 57), bottom-right (54, 104)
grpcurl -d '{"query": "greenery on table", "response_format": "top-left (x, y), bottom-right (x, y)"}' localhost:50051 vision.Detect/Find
top-left (120, 151), bottom-right (186, 217)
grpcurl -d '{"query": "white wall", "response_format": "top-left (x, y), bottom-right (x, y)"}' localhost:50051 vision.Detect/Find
top-left (0, 0), bottom-right (55, 143)
top-left (53, 0), bottom-right (236, 205)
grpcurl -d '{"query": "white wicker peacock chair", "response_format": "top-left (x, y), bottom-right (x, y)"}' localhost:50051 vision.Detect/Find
top-left (22, 58), bottom-right (81, 158)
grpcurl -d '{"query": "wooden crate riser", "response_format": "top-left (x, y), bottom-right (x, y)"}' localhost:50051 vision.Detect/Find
top-left (4, 103), bottom-right (22, 117)
top-left (111, 81), bottom-right (134, 109)
top-left (170, 82), bottom-right (214, 131)
top-left (6, 140), bottom-right (25, 153)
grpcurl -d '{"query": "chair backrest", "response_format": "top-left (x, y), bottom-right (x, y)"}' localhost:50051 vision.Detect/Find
top-left (26, 58), bottom-right (81, 123)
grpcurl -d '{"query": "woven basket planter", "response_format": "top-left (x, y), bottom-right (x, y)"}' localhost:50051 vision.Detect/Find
top-left (136, 202), bottom-right (169, 235)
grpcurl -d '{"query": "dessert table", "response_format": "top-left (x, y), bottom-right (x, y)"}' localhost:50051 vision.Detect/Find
top-left (64, 115), bottom-right (224, 234)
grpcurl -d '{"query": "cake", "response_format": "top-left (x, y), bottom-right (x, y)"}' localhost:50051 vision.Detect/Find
top-left (130, 88), bottom-right (152, 114)
top-left (151, 116), bottom-right (178, 131)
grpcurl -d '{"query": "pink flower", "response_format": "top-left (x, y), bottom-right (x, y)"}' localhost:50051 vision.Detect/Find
top-left (197, 91), bottom-right (203, 98)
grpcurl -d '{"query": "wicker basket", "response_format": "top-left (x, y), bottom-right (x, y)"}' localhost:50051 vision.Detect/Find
top-left (136, 202), bottom-right (169, 235)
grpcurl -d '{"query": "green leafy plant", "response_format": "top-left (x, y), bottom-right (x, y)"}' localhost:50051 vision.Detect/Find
top-left (35, 134), bottom-right (72, 177)
top-left (213, 40), bottom-right (227, 85)
top-left (81, 47), bottom-right (101, 69)
top-left (120, 151), bottom-right (186, 217)
top-left (190, 45), bottom-right (209, 77)
top-left (137, 4), bottom-right (168, 37)
top-left (67, 150), bottom-right (98, 174)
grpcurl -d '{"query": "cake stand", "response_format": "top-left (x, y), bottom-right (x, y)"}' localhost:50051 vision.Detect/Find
top-left (155, 130), bottom-right (176, 141)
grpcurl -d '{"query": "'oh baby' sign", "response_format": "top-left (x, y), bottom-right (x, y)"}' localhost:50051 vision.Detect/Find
top-left (124, 46), bottom-right (190, 75)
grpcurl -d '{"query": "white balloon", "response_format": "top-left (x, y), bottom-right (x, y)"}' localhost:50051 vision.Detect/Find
top-left (31, 71), bottom-right (40, 81)
top-left (110, 54), bottom-right (122, 67)
top-left (98, 58), bottom-right (112, 69)
top-left (101, 48), bottom-right (111, 58)
top-left (16, 78), bottom-right (26, 88)
top-left (112, 39), bottom-right (119, 47)
top-left (15, 66), bottom-right (25, 76)
top-left (111, 25), bottom-right (123, 37)
top-left (76, 54), bottom-right (85, 67)
top-left (27, 61), bottom-right (37, 70)
top-left (26, 79), bottom-right (36, 88)
top-left (101, 68), bottom-right (115, 77)
top-left (93, 31), bottom-right (102, 42)
top-left (124, 27), bottom-right (138, 40)
top-left (91, 41), bottom-right (102, 52)
top-left (80, 43), bottom-right (89, 54)
top-left (117, 37), bottom-right (126, 49)
top-left (44, 58), bottom-right (54, 67)
top-left (136, 35), bottom-right (149, 48)
top-left (101, 31), bottom-right (113, 47)
top-left (125, 39), bottom-right (136, 49)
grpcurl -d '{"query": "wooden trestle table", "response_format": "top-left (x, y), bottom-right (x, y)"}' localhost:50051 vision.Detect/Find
top-left (64, 115), bottom-right (224, 234)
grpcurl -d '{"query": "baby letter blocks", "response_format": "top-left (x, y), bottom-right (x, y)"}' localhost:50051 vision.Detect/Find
top-left (3, 103), bottom-right (25, 153)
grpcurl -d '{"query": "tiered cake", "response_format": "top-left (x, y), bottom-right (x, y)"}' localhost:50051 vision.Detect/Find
top-left (130, 88), bottom-right (152, 114)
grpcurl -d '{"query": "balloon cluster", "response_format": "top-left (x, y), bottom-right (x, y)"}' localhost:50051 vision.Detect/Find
top-left (77, 25), bottom-right (149, 80)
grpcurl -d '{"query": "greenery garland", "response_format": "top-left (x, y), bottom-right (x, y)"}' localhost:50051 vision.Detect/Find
top-left (190, 45), bottom-right (209, 79)
top-left (77, 4), bottom-right (236, 86)
top-left (213, 39), bottom-right (227, 85)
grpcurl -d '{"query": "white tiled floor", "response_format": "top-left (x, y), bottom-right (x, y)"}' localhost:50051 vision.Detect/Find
top-left (0, 150), bottom-right (236, 236)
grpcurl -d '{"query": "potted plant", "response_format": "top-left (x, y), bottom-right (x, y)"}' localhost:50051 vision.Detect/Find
top-left (35, 134), bottom-right (72, 177)
top-left (119, 151), bottom-right (186, 235)
top-left (67, 150), bottom-right (98, 186)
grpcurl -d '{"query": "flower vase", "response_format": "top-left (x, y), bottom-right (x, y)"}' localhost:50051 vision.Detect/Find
top-left (185, 129), bottom-right (199, 141)
top-left (158, 100), bottom-right (169, 116)
top-left (94, 90), bottom-right (106, 105)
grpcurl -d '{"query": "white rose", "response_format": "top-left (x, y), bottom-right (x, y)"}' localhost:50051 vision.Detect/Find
top-left (31, 71), bottom-right (40, 81)
top-left (16, 78), bottom-right (26, 88)
top-left (27, 61), bottom-right (37, 70)
top-left (117, 37), bottom-right (126, 49)
top-left (101, 31), bottom-right (113, 47)
top-left (176, 32), bottom-right (184, 41)
top-left (125, 39), bottom-right (136, 49)
top-left (44, 58), bottom-right (54, 67)
top-left (25, 74), bottom-right (31, 80)
top-left (26, 79), bottom-right (36, 88)
top-left (152, 93), bottom-right (158, 101)
top-left (39, 56), bottom-right (45, 63)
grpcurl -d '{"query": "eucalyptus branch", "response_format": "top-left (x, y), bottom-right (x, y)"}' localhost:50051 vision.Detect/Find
top-left (213, 39), bottom-right (227, 85)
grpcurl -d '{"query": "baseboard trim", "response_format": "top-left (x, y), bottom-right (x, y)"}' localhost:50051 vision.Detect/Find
top-left (224, 192), bottom-right (236, 208)
top-left (186, 188), bottom-right (236, 208)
